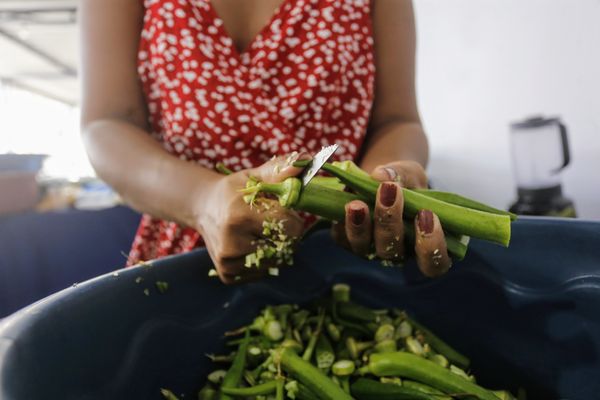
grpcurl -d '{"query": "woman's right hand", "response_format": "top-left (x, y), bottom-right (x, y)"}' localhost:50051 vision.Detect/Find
top-left (196, 154), bottom-right (309, 284)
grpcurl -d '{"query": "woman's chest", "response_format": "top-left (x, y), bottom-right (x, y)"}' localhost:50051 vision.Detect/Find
top-left (138, 0), bottom-right (376, 162)
top-left (210, 0), bottom-right (285, 54)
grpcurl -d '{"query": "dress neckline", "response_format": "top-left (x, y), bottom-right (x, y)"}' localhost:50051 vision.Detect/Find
top-left (205, 0), bottom-right (295, 58)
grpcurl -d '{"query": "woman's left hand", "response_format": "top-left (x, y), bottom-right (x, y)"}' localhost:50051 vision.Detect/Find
top-left (332, 160), bottom-right (452, 277)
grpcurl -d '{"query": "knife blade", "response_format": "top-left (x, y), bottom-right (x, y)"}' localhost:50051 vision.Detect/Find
top-left (301, 144), bottom-right (339, 186)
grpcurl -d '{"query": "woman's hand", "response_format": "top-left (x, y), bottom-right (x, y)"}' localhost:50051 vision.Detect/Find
top-left (196, 154), bottom-right (308, 284)
top-left (333, 160), bottom-right (452, 278)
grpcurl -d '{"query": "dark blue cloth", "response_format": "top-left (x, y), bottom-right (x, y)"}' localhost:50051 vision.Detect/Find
top-left (0, 206), bottom-right (140, 317)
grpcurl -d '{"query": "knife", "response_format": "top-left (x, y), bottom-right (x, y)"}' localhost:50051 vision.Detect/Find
top-left (300, 144), bottom-right (339, 186)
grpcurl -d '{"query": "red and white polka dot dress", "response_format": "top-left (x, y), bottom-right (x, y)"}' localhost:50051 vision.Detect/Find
top-left (129, 0), bottom-right (375, 263)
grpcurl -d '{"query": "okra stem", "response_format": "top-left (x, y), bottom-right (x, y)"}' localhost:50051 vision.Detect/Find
top-left (216, 163), bottom-right (234, 175)
top-left (302, 309), bottom-right (325, 361)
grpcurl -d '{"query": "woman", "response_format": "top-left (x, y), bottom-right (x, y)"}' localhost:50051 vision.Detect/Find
top-left (80, 0), bottom-right (451, 283)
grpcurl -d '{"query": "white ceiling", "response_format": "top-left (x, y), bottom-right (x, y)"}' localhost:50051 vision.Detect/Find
top-left (0, 0), bottom-right (78, 105)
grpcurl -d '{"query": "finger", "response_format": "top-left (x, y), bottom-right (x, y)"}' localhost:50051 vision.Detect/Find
top-left (248, 151), bottom-right (312, 184)
top-left (217, 234), bottom-right (257, 259)
top-left (219, 254), bottom-right (273, 283)
top-left (331, 221), bottom-right (351, 250)
top-left (371, 161), bottom-right (428, 189)
top-left (344, 200), bottom-right (372, 256)
top-left (414, 210), bottom-right (451, 278)
top-left (374, 182), bottom-right (405, 260)
top-left (259, 200), bottom-right (305, 240)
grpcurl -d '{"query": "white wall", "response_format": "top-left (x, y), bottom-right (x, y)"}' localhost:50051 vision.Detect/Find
top-left (414, 0), bottom-right (600, 219)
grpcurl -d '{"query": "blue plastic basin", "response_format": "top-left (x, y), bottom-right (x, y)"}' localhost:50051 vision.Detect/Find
top-left (0, 217), bottom-right (599, 399)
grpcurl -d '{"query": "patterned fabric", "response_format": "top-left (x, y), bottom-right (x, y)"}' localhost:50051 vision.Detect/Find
top-left (129, 0), bottom-right (375, 263)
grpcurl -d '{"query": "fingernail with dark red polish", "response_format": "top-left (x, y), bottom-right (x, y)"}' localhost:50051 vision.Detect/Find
top-left (350, 204), bottom-right (366, 226)
top-left (418, 209), bottom-right (434, 234)
top-left (295, 152), bottom-right (311, 162)
top-left (380, 182), bottom-right (397, 207)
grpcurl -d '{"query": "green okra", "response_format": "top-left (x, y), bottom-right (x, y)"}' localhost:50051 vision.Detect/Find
top-left (215, 162), bottom-right (234, 176)
top-left (337, 301), bottom-right (378, 323)
top-left (315, 334), bottom-right (336, 370)
top-left (331, 359), bottom-right (355, 393)
top-left (331, 300), bottom-right (372, 336)
top-left (296, 382), bottom-right (321, 400)
top-left (198, 385), bottom-right (218, 400)
top-left (246, 176), bottom-right (469, 260)
top-left (358, 352), bottom-right (500, 400)
top-left (318, 162), bottom-right (512, 247)
top-left (350, 378), bottom-right (439, 400)
top-left (414, 190), bottom-right (518, 221)
top-left (346, 337), bottom-right (374, 360)
top-left (325, 321), bottom-right (342, 342)
top-left (493, 390), bottom-right (517, 400)
top-left (160, 388), bottom-right (180, 400)
top-left (220, 380), bottom-right (278, 396)
top-left (374, 339), bottom-right (397, 353)
top-left (407, 317), bottom-right (470, 369)
top-left (302, 309), bottom-right (325, 361)
top-left (332, 283), bottom-right (351, 303)
top-left (276, 377), bottom-right (285, 400)
top-left (219, 331), bottom-right (251, 400)
top-left (275, 347), bottom-right (353, 400)
top-left (403, 380), bottom-right (452, 399)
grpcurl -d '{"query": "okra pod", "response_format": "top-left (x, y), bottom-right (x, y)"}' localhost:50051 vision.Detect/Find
top-left (350, 378), bottom-right (438, 400)
top-left (337, 302), bottom-right (378, 323)
top-left (219, 331), bottom-right (251, 400)
top-left (315, 334), bottom-right (336, 370)
top-left (220, 380), bottom-right (278, 396)
top-left (414, 190), bottom-right (517, 221)
top-left (403, 380), bottom-right (452, 400)
top-left (359, 352), bottom-right (499, 400)
top-left (251, 176), bottom-right (469, 259)
top-left (275, 347), bottom-right (353, 400)
top-left (313, 161), bottom-right (512, 247)
top-left (160, 388), bottom-right (180, 400)
top-left (408, 317), bottom-right (470, 369)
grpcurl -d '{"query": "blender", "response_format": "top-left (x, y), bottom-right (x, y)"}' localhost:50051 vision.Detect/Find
top-left (509, 116), bottom-right (576, 217)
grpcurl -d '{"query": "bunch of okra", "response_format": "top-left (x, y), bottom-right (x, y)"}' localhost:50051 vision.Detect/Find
top-left (162, 284), bottom-right (517, 400)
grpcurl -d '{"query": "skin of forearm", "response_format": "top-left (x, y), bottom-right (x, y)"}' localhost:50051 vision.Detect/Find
top-left (82, 119), bottom-right (221, 228)
top-left (359, 121), bottom-right (429, 173)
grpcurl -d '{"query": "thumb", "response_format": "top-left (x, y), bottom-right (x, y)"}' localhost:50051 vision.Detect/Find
top-left (248, 152), bottom-right (311, 183)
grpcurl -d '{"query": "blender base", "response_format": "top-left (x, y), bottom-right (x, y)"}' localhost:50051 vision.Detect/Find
top-left (509, 185), bottom-right (576, 217)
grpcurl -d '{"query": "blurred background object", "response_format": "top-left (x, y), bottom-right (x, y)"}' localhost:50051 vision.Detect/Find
top-left (0, 153), bottom-right (45, 215)
top-left (0, 0), bottom-right (77, 104)
top-left (0, 1), bottom-right (132, 316)
top-left (509, 116), bottom-right (576, 217)
top-left (0, 0), bottom-right (114, 215)
top-left (414, 0), bottom-right (600, 219)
